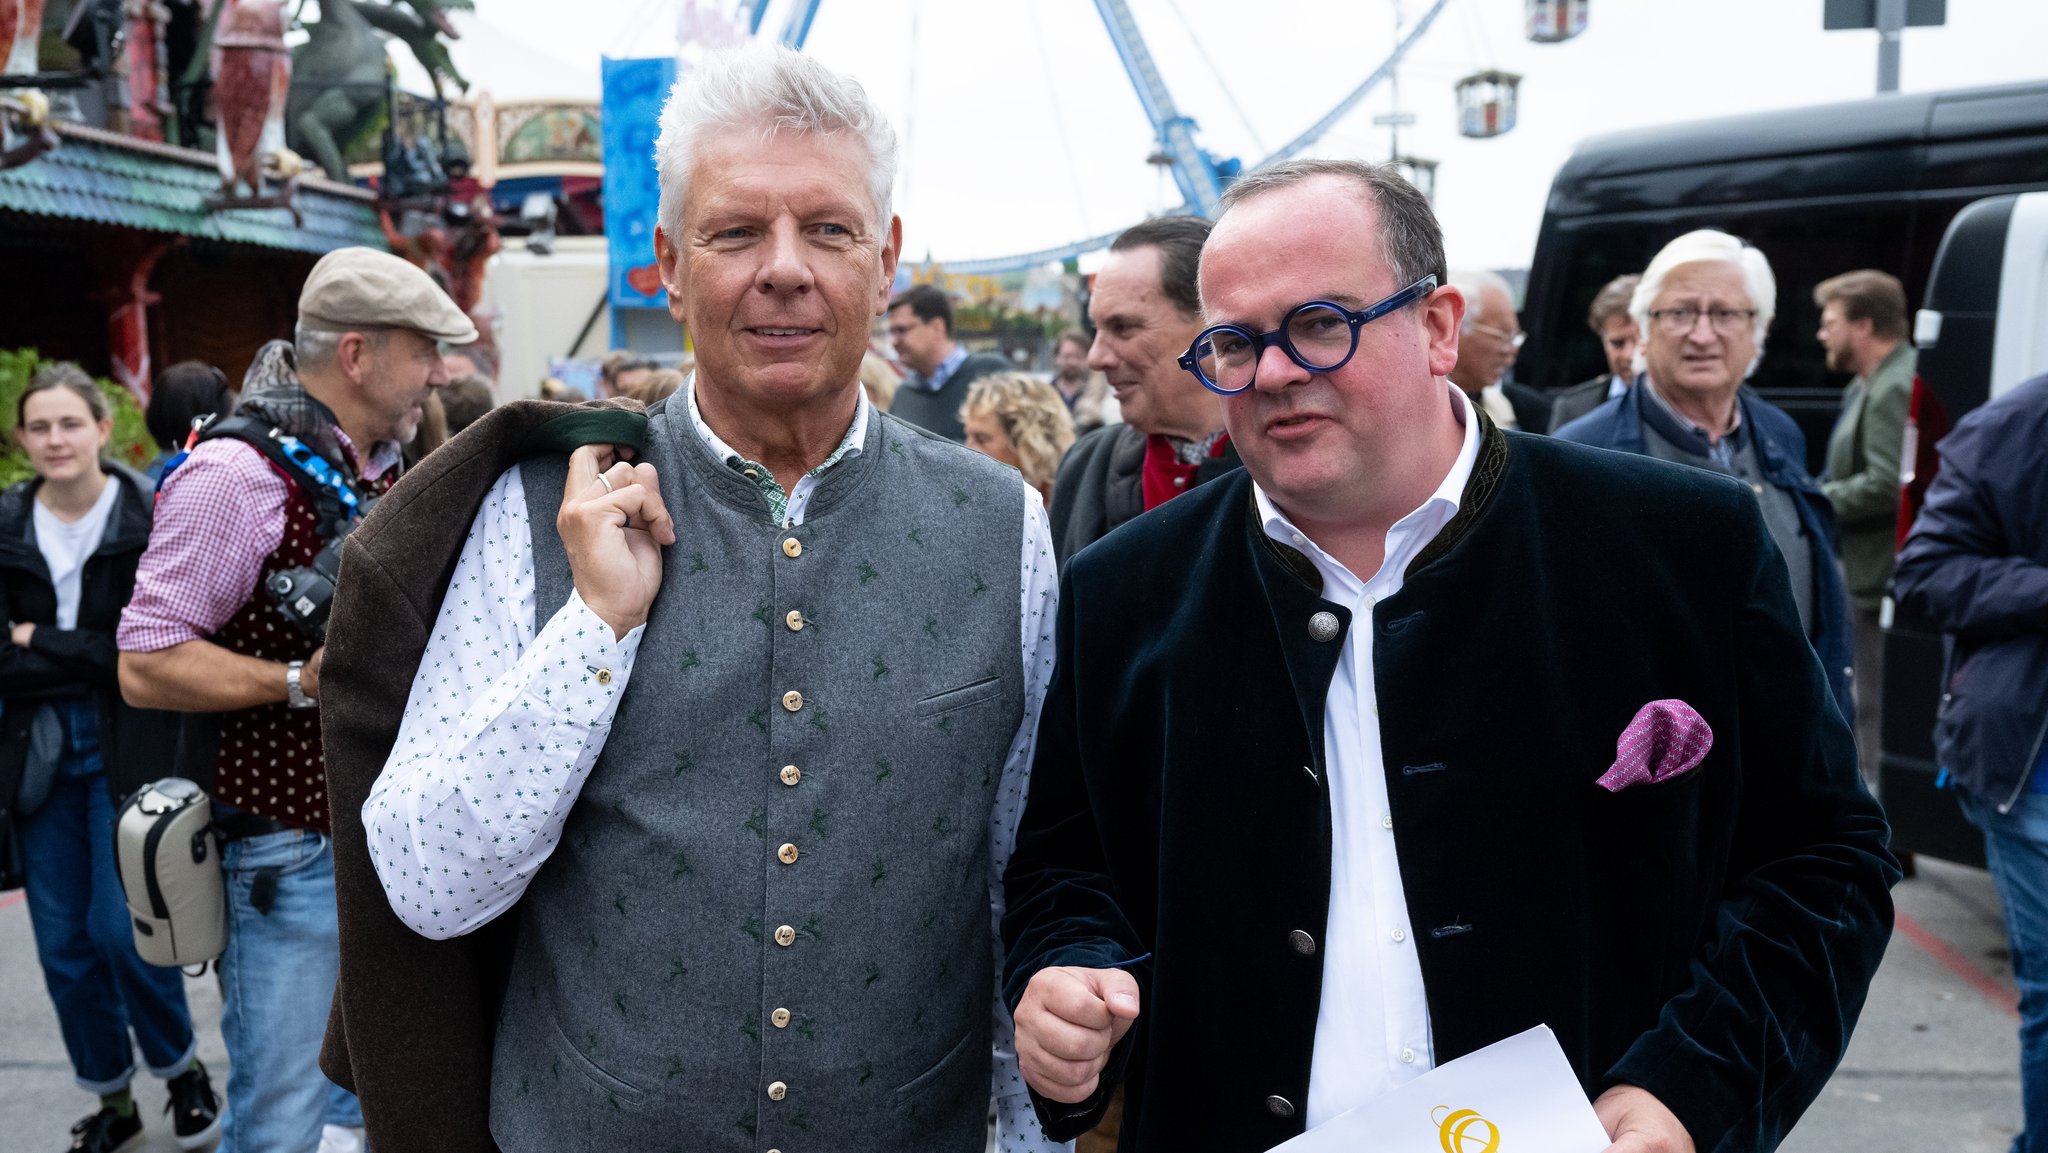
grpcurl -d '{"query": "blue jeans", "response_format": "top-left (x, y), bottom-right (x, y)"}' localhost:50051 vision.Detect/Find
top-left (216, 827), bottom-right (363, 1153)
top-left (1962, 791), bottom-right (2048, 1153)
top-left (20, 769), bottom-right (198, 1092)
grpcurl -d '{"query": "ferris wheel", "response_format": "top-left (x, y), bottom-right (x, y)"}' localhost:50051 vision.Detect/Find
top-left (718, 0), bottom-right (1590, 273)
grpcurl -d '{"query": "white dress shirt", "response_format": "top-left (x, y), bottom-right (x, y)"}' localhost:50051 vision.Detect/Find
top-left (362, 385), bottom-right (1069, 1151)
top-left (1253, 383), bottom-right (1481, 1126)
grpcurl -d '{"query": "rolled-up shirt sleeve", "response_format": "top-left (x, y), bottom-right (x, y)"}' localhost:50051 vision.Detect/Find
top-left (117, 441), bottom-right (290, 652)
top-left (363, 465), bottom-right (643, 940)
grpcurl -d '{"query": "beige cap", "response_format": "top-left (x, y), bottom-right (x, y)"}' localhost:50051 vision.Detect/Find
top-left (297, 246), bottom-right (478, 344)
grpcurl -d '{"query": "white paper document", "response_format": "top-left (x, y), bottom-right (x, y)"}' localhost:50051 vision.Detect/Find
top-left (1270, 1025), bottom-right (1612, 1152)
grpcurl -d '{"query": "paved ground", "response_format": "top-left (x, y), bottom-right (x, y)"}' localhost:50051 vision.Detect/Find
top-left (0, 856), bottom-right (2027, 1151)
top-left (0, 889), bottom-right (230, 1151)
top-left (1781, 857), bottom-right (2022, 1153)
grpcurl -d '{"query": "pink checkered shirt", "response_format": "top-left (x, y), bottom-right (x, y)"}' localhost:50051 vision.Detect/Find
top-left (117, 431), bottom-right (401, 652)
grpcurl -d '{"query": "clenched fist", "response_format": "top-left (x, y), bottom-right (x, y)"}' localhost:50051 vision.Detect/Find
top-left (1013, 966), bottom-right (1142, 1104)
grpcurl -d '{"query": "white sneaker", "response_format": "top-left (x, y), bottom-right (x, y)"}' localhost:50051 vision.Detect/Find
top-left (317, 1124), bottom-right (365, 1153)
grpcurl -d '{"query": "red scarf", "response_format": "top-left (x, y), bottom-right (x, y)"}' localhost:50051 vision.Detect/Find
top-left (1141, 432), bottom-right (1230, 511)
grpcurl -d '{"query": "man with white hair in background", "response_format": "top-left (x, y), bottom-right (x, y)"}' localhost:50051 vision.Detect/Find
top-left (1555, 229), bottom-right (1853, 721)
top-left (1446, 267), bottom-right (1551, 432)
top-left (338, 43), bottom-right (1068, 1153)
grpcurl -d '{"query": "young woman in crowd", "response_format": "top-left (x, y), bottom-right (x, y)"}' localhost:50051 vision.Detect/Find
top-left (961, 371), bottom-right (1078, 506)
top-left (0, 364), bottom-right (219, 1153)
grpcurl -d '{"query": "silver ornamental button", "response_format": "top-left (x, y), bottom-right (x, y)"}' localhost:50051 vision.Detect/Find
top-left (1308, 612), bottom-right (1341, 642)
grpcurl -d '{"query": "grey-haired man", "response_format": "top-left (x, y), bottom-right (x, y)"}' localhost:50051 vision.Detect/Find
top-left (119, 245), bottom-right (473, 1153)
top-left (346, 43), bottom-right (1066, 1153)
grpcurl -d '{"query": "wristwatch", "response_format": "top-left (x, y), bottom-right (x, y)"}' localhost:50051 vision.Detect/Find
top-left (286, 660), bottom-right (317, 709)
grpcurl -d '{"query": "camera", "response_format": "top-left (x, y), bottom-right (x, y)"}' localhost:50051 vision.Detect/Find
top-left (268, 540), bottom-right (343, 642)
top-left (266, 496), bottom-right (374, 642)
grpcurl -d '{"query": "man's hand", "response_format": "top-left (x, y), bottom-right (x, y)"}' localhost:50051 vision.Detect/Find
top-left (559, 444), bottom-right (676, 639)
top-left (1013, 966), bottom-right (1141, 1104)
top-left (1595, 1084), bottom-right (1696, 1153)
top-left (301, 646), bottom-right (324, 700)
top-left (10, 621), bottom-right (32, 648)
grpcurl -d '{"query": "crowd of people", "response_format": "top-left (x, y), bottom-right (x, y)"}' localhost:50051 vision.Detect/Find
top-left (1, 36), bottom-right (2045, 1153)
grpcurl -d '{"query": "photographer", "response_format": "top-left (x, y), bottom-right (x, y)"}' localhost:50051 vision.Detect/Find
top-left (117, 247), bottom-right (472, 1153)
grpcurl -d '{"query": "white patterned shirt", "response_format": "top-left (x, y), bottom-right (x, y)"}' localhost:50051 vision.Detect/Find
top-left (362, 387), bottom-right (1068, 1151)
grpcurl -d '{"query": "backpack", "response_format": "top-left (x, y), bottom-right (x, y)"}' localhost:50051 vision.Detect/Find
top-left (114, 777), bottom-right (227, 967)
top-left (315, 397), bottom-right (647, 1153)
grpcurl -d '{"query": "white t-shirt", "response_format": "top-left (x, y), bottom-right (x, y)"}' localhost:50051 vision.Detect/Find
top-left (34, 478), bottom-right (121, 631)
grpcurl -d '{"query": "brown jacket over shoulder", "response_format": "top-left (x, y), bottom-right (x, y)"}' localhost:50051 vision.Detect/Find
top-left (319, 398), bottom-right (648, 1153)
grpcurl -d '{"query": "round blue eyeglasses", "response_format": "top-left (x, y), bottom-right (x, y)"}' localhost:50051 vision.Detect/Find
top-left (1178, 274), bottom-right (1439, 395)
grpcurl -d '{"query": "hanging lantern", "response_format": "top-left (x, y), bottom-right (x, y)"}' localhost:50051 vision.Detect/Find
top-left (1526, 0), bottom-right (1588, 43)
top-left (1391, 154), bottom-right (1437, 202)
top-left (1455, 71), bottom-right (1521, 139)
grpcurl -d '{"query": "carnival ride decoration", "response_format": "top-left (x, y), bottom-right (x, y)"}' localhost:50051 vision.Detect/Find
top-left (1392, 155), bottom-right (1438, 201)
top-left (358, 0), bottom-right (472, 98)
top-left (1456, 69), bottom-right (1520, 139)
top-left (1526, 0), bottom-right (1588, 43)
top-left (0, 0), bottom-right (43, 74)
top-left (207, 0), bottom-right (305, 218)
top-left (0, 0), bottom-right (57, 170)
top-left (285, 0), bottom-right (471, 180)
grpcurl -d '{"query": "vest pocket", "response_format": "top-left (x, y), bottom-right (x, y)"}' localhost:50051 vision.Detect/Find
top-left (891, 1027), bottom-right (977, 1102)
top-left (915, 676), bottom-right (1002, 720)
top-left (550, 1021), bottom-right (646, 1107)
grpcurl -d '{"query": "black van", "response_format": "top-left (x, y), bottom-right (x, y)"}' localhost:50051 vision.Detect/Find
top-left (1519, 80), bottom-right (2048, 467)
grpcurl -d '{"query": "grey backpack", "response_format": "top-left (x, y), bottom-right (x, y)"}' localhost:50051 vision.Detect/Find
top-left (115, 777), bottom-right (227, 967)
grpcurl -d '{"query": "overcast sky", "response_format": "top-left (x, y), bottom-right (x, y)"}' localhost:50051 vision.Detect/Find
top-left (395, 0), bottom-right (2048, 271)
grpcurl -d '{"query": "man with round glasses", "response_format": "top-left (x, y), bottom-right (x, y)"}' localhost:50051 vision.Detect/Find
top-left (1555, 229), bottom-right (1854, 721)
top-left (1002, 163), bottom-right (1895, 1152)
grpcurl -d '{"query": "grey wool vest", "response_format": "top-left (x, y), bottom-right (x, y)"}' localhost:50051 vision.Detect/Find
top-left (489, 399), bottom-right (1027, 1153)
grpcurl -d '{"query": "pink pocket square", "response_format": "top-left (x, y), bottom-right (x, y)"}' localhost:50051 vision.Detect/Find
top-left (1595, 699), bottom-right (1714, 793)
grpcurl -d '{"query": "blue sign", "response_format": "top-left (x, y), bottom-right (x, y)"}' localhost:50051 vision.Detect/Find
top-left (601, 56), bottom-right (680, 311)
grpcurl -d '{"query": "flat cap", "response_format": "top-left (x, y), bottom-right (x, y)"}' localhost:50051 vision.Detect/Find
top-left (297, 246), bottom-right (478, 344)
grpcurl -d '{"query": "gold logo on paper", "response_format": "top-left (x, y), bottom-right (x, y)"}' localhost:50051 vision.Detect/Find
top-left (1432, 1105), bottom-right (1501, 1153)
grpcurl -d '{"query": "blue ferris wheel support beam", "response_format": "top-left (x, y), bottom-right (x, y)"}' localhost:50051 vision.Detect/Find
top-left (938, 0), bottom-right (1451, 275)
top-left (733, 0), bottom-right (770, 36)
top-left (781, 0), bottom-right (824, 48)
top-left (1091, 0), bottom-right (1228, 219)
top-left (940, 227), bottom-right (1136, 278)
top-left (1254, 0), bottom-right (1451, 171)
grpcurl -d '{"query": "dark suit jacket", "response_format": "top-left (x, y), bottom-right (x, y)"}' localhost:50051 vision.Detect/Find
top-left (1003, 422), bottom-right (1898, 1153)
top-left (1502, 378), bottom-right (1553, 432)
top-left (1549, 372), bottom-right (1626, 433)
top-left (1047, 423), bottom-right (1241, 565)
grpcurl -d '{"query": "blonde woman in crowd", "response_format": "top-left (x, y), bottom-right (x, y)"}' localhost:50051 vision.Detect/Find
top-left (960, 372), bottom-right (1076, 505)
top-left (620, 368), bottom-right (685, 406)
top-left (859, 349), bottom-right (901, 411)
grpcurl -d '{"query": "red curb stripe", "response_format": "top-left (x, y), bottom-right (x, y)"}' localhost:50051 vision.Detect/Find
top-left (0, 891), bottom-right (22, 911)
top-left (1895, 910), bottom-right (2021, 1020)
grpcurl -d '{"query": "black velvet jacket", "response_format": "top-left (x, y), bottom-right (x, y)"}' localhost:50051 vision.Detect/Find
top-left (1002, 423), bottom-right (1899, 1153)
